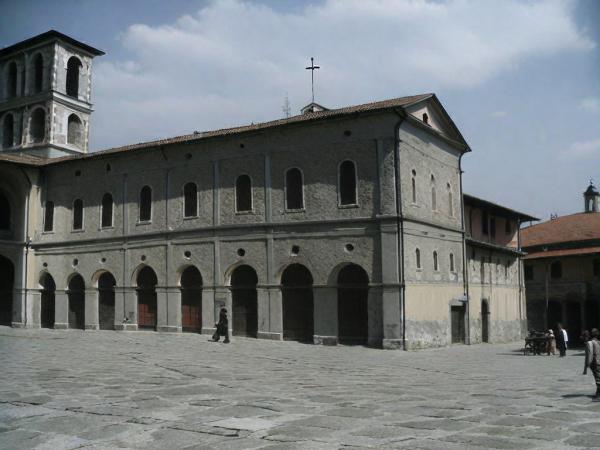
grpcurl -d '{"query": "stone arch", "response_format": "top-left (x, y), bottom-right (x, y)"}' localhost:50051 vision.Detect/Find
top-left (230, 264), bottom-right (258, 338)
top-left (32, 52), bottom-right (44, 93)
top-left (180, 265), bottom-right (203, 332)
top-left (66, 56), bottom-right (82, 98)
top-left (281, 263), bottom-right (314, 342)
top-left (93, 270), bottom-right (116, 330)
top-left (29, 107), bottom-right (45, 143)
top-left (0, 255), bottom-right (14, 326)
top-left (336, 263), bottom-right (369, 344)
top-left (136, 265), bottom-right (158, 330)
top-left (67, 273), bottom-right (85, 329)
top-left (67, 114), bottom-right (83, 147)
top-left (2, 113), bottom-right (14, 149)
top-left (39, 271), bottom-right (56, 328)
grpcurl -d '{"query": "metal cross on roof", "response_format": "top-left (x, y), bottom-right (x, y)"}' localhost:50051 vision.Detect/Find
top-left (305, 57), bottom-right (320, 104)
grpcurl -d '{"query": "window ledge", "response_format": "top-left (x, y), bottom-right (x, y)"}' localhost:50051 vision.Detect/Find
top-left (136, 220), bottom-right (152, 226)
top-left (338, 204), bottom-right (359, 209)
top-left (235, 210), bottom-right (255, 215)
top-left (100, 226), bottom-right (114, 231)
top-left (71, 229), bottom-right (85, 233)
top-left (183, 215), bottom-right (199, 220)
top-left (284, 208), bottom-right (305, 214)
top-left (41, 230), bottom-right (54, 235)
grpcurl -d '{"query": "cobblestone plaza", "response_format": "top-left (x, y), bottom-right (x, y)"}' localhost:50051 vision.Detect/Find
top-left (1, 328), bottom-right (600, 449)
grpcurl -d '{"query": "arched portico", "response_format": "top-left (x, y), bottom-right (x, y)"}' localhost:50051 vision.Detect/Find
top-left (230, 265), bottom-right (258, 338)
top-left (281, 263), bottom-right (314, 342)
top-left (337, 264), bottom-right (369, 345)
top-left (67, 274), bottom-right (85, 329)
top-left (180, 266), bottom-right (203, 332)
top-left (0, 255), bottom-right (14, 326)
top-left (39, 272), bottom-right (55, 328)
top-left (97, 272), bottom-right (116, 330)
top-left (136, 266), bottom-right (158, 330)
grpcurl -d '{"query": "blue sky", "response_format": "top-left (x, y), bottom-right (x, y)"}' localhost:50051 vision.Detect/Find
top-left (1, 0), bottom-right (599, 220)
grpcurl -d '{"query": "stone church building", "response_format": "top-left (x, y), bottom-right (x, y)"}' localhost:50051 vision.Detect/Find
top-left (0, 31), bottom-right (536, 349)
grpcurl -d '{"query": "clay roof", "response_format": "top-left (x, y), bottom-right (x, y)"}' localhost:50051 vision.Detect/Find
top-left (0, 30), bottom-right (104, 58)
top-left (523, 246), bottom-right (600, 260)
top-left (521, 212), bottom-right (600, 248)
top-left (43, 93), bottom-right (435, 165)
top-left (464, 193), bottom-right (538, 221)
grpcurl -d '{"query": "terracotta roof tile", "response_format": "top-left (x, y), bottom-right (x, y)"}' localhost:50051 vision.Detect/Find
top-left (521, 212), bottom-right (600, 248)
top-left (523, 246), bottom-right (600, 260)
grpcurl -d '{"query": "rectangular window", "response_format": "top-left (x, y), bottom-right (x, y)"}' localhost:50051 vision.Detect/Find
top-left (43, 201), bottom-right (54, 232)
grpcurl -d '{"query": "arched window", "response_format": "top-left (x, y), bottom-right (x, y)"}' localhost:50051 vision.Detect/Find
top-left (183, 182), bottom-right (198, 217)
top-left (6, 62), bottom-right (17, 98)
top-left (33, 54), bottom-right (44, 93)
top-left (550, 261), bottom-right (562, 279)
top-left (2, 114), bottom-right (14, 148)
top-left (447, 183), bottom-right (453, 216)
top-left (433, 251), bottom-right (439, 271)
top-left (30, 108), bottom-right (45, 143)
top-left (43, 200), bottom-right (54, 232)
top-left (67, 114), bottom-right (83, 147)
top-left (235, 175), bottom-right (252, 212)
top-left (411, 169), bottom-right (417, 203)
top-left (73, 199), bottom-right (83, 230)
top-left (0, 192), bottom-right (10, 230)
top-left (66, 57), bottom-right (82, 98)
top-left (450, 253), bottom-right (455, 272)
top-left (101, 193), bottom-right (113, 228)
top-left (430, 175), bottom-right (436, 211)
top-left (139, 186), bottom-right (152, 222)
top-left (339, 160), bottom-right (357, 205)
top-left (285, 168), bottom-right (304, 210)
top-left (415, 248), bottom-right (421, 269)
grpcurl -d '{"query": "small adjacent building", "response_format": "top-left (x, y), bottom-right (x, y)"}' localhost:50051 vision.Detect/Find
top-left (521, 183), bottom-right (600, 342)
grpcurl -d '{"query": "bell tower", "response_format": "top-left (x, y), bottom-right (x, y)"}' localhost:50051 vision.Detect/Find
top-left (584, 181), bottom-right (599, 213)
top-left (0, 30), bottom-right (104, 158)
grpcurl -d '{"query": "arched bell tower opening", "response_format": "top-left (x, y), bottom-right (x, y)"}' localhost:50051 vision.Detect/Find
top-left (584, 181), bottom-right (599, 213)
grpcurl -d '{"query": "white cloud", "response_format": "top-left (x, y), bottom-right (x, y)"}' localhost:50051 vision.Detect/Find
top-left (559, 138), bottom-right (600, 160)
top-left (490, 111), bottom-right (508, 118)
top-left (91, 0), bottom-right (594, 150)
top-left (579, 97), bottom-right (600, 112)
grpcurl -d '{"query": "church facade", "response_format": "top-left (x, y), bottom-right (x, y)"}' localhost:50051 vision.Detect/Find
top-left (0, 31), bottom-right (535, 349)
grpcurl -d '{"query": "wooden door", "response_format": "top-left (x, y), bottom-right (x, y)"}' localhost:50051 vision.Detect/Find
top-left (338, 287), bottom-right (368, 344)
top-left (451, 305), bottom-right (465, 344)
top-left (232, 289), bottom-right (257, 337)
top-left (282, 288), bottom-right (313, 342)
top-left (181, 289), bottom-right (202, 331)
top-left (68, 291), bottom-right (85, 329)
top-left (99, 289), bottom-right (115, 330)
top-left (138, 290), bottom-right (157, 329)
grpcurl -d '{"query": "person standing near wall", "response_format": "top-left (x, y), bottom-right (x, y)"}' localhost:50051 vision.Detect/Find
top-left (586, 329), bottom-right (600, 401)
top-left (556, 323), bottom-right (567, 357)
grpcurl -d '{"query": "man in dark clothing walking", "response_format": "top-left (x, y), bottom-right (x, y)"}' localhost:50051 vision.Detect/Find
top-left (213, 308), bottom-right (230, 343)
top-left (556, 323), bottom-right (567, 357)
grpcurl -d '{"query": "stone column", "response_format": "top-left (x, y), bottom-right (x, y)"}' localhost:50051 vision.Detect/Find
top-left (367, 286), bottom-right (383, 347)
top-left (11, 288), bottom-right (26, 328)
top-left (201, 288), bottom-right (216, 335)
top-left (54, 290), bottom-right (69, 329)
top-left (115, 287), bottom-right (137, 331)
top-left (26, 289), bottom-right (41, 328)
top-left (84, 288), bottom-right (99, 330)
top-left (258, 286), bottom-right (282, 340)
top-left (313, 286), bottom-right (338, 345)
top-left (156, 286), bottom-right (170, 332)
top-left (381, 286), bottom-right (403, 349)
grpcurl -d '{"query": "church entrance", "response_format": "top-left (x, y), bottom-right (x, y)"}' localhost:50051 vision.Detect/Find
top-left (481, 300), bottom-right (489, 343)
top-left (451, 305), bottom-right (466, 343)
top-left (231, 265), bottom-right (258, 338)
top-left (337, 264), bottom-right (368, 345)
top-left (40, 273), bottom-right (55, 328)
top-left (0, 255), bottom-right (14, 326)
top-left (68, 274), bottom-right (85, 329)
top-left (98, 272), bottom-right (116, 330)
top-left (137, 266), bottom-right (157, 330)
top-left (282, 264), bottom-right (314, 342)
top-left (181, 266), bottom-right (202, 332)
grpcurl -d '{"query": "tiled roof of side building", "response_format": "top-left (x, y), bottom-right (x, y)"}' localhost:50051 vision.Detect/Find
top-left (44, 93), bottom-right (441, 165)
top-left (520, 212), bottom-right (600, 248)
top-left (464, 193), bottom-right (538, 221)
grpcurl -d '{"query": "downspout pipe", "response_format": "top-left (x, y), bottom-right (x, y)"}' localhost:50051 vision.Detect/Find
top-left (392, 110), bottom-right (407, 350)
top-left (19, 166), bottom-right (33, 328)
